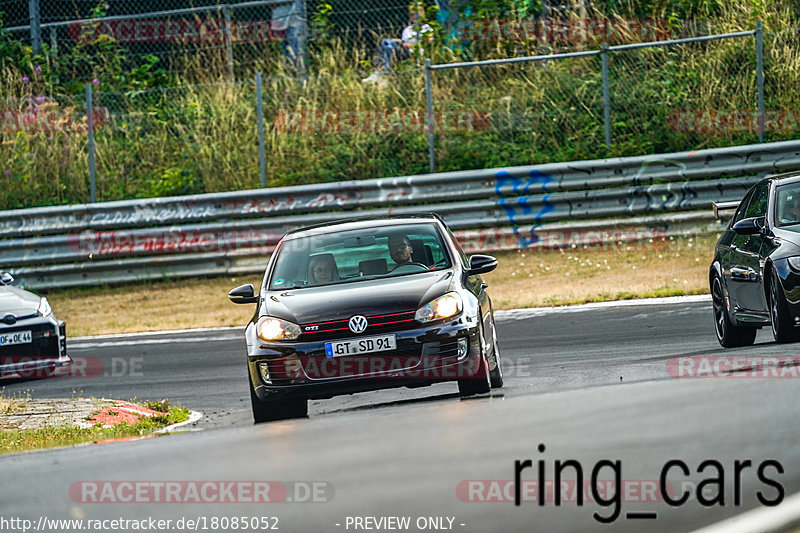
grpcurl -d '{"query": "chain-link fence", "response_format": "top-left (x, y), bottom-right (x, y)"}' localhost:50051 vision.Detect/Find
top-left (2, 0), bottom-right (437, 79)
top-left (4, 0), bottom-right (298, 79)
top-left (423, 26), bottom-right (768, 172)
top-left (3, 17), bottom-right (798, 210)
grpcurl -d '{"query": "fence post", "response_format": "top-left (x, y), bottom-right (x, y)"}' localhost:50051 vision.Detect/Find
top-left (28, 0), bottom-right (42, 55)
top-left (756, 21), bottom-right (764, 143)
top-left (425, 58), bottom-right (435, 173)
top-left (601, 42), bottom-right (611, 147)
top-left (223, 6), bottom-right (235, 82)
top-left (256, 72), bottom-right (267, 188)
top-left (295, 0), bottom-right (308, 79)
top-left (86, 84), bottom-right (97, 203)
top-left (49, 27), bottom-right (58, 54)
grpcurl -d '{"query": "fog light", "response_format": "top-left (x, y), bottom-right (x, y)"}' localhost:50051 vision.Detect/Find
top-left (457, 338), bottom-right (468, 358)
top-left (258, 362), bottom-right (271, 384)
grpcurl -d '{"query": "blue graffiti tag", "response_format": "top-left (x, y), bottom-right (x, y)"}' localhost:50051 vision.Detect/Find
top-left (494, 170), bottom-right (555, 248)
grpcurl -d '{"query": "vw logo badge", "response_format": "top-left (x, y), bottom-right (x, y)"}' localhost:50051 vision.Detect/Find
top-left (348, 315), bottom-right (368, 334)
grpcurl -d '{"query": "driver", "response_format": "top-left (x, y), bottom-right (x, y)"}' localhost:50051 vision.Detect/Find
top-left (388, 234), bottom-right (414, 266)
top-left (787, 196), bottom-right (800, 224)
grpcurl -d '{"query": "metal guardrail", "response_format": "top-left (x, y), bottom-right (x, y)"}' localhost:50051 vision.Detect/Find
top-left (4, 139), bottom-right (799, 237)
top-left (5, 139), bottom-right (800, 289)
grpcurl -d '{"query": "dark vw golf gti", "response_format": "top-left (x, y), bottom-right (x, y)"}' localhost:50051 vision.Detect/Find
top-left (711, 171), bottom-right (800, 347)
top-left (230, 215), bottom-right (503, 422)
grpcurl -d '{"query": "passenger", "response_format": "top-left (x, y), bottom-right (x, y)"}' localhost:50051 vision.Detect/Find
top-left (308, 255), bottom-right (338, 284)
top-left (781, 196), bottom-right (800, 224)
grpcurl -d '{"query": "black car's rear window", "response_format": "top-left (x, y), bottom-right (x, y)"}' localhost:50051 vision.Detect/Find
top-left (268, 223), bottom-right (451, 290)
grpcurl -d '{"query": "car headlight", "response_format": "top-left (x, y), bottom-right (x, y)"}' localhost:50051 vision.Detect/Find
top-left (257, 317), bottom-right (301, 341)
top-left (788, 257), bottom-right (800, 272)
top-left (415, 292), bottom-right (463, 323)
top-left (38, 297), bottom-right (52, 317)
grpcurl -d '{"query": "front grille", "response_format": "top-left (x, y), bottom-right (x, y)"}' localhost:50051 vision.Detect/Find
top-left (422, 339), bottom-right (460, 358)
top-left (0, 323), bottom-right (59, 359)
top-left (300, 311), bottom-right (417, 341)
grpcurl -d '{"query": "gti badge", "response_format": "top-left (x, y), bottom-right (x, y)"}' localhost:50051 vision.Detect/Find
top-left (348, 315), bottom-right (368, 334)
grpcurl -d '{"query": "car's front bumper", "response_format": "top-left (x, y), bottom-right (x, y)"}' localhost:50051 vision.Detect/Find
top-left (248, 321), bottom-right (484, 401)
top-left (773, 258), bottom-right (800, 326)
top-left (0, 318), bottom-right (71, 379)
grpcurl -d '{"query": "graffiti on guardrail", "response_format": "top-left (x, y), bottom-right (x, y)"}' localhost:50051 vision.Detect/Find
top-left (0, 189), bottom-right (399, 236)
top-left (495, 169), bottom-right (555, 248)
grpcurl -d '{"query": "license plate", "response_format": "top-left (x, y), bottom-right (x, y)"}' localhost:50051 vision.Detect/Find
top-left (325, 335), bottom-right (396, 358)
top-left (0, 330), bottom-right (32, 346)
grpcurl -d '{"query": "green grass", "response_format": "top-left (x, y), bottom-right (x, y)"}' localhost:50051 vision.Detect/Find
top-left (0, 399), bottom-right (189, 455)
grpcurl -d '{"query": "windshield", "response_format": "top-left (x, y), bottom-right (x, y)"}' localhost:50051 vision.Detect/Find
top-left (775, 183), bottom-right (800, 227)
top-left (268, 223), bottom-right (452, 290)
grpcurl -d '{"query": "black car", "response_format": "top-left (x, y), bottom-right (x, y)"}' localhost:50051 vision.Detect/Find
top-left (711, 171), bottom-right (800, 347)
top-left (229, 215), bottom-right (503, 422)
top-left (0, 272), bottom-right (70, 378)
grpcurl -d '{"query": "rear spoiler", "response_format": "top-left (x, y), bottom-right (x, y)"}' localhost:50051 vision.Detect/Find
top-left (712, 200), bottom-right (740, 220)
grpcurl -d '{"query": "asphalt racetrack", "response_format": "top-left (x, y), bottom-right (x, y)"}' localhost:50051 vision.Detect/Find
top-left (2, 296), bottom-right (800, 533)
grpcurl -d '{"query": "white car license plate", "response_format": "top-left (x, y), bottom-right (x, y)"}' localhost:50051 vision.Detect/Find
top-left (0, 330), bottom-right (32, 346)
top-left (325, 335), bottom-right (396, 358)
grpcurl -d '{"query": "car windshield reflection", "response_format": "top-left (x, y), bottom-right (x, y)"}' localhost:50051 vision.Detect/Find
top-left (268, 223), bottom-right (452, 290)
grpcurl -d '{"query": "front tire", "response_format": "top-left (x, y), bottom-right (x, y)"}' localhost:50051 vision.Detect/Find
top-left (250, 375), bottom-right (308, 423)
top-left (769, 268), bottom-right (800, 343)
top-left (488, 322), bottom-right (504, 389)
top-left (458, 329), bottom-right (491, 396)
top-left (711, 274), bottom-right (756, 348)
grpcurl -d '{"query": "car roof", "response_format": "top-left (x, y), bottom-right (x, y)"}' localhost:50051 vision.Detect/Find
top-left (771, 170), bottom-right (800, 187)
top-left (283, 214), bottom-right (444, 240)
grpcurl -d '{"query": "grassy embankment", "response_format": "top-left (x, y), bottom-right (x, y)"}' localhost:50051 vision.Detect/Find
top-left (0, 1), bottom-right (798, 209)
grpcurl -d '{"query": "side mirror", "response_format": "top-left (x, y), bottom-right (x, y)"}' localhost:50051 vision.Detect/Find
top-left (732, 216), bottom-right (765, 236)
top-left (0, 272), bottom-right (13, 286)
top-left (467, 254), bottom-right (498, 275)
top-left (228, 284), bottom-right (259, 304)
